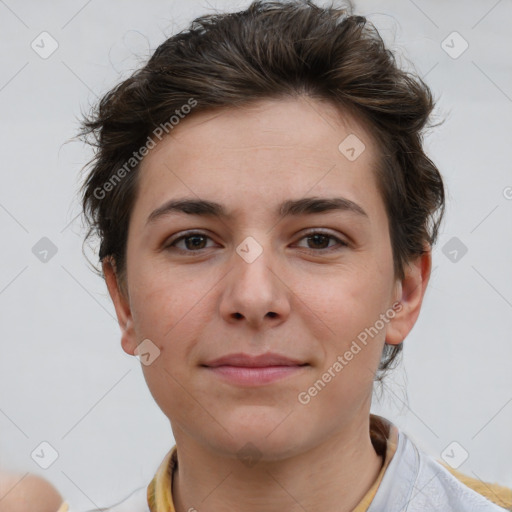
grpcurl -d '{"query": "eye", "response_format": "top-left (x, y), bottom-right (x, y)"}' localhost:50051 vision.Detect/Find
top-left (165, 231), bottom-right (217, 253)
top-left (164, 229), bottom-right (348, 254)
top-left (295, 230), bottom-right (348, 252)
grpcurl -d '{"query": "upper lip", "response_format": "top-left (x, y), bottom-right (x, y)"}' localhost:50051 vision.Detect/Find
top-left (203, 352), bottom-right (307, 368)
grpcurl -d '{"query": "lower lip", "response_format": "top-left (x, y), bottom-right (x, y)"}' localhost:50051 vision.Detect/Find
top-left (204, 365), bottom-right (308, 385)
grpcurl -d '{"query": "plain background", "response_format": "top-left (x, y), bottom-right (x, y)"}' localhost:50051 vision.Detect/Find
top-left (1, 0), bottom-right (511, 509)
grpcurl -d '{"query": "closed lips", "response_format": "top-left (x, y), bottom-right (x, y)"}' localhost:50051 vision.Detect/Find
top-left (203, 352), bottom-right (308, 368)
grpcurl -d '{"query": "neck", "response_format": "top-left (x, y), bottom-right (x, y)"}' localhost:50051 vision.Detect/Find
top-left (171, 415), bottom-right (383, 512)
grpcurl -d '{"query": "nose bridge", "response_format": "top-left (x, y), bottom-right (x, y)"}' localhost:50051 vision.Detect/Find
top-left (219, 234), bottom-right (289, 327)
top-left (236, 236), bottom-right (273, 290)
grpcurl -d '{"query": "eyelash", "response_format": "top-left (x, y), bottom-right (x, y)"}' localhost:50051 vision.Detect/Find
top-left (165, 230), bottom-right (348, 255)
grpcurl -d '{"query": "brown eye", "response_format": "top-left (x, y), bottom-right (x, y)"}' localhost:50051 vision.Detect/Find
top-left (166, 232), bottom-right (216, 253)
top-left (296, 231), bottom-right (348, 252)
top-left (181, 234), bottom-right (208, 250)
top-left (306, 233), bottom-right (331, 249)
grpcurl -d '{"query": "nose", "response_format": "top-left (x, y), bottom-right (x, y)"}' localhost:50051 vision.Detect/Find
top-left (218, 240), bottom-right (291, 330)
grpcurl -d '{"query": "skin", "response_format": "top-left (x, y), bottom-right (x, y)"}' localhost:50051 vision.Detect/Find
top-left (0, 472), bottom-right (63, 512)
top-left (104, 96), bottom-right (431, 512)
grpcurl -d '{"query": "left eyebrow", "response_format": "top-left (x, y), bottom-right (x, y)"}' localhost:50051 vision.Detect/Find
top-left (146, 196), bottom-right (369, 226)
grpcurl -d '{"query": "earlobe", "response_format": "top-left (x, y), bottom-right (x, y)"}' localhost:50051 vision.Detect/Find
top-left (385, 249), bottom-right (432, 346)
top-left (102, 257), bottom-right (138, 356)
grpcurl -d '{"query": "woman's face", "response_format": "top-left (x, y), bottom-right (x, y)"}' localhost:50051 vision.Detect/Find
top-left (106, 96), bottom-right (425, 460)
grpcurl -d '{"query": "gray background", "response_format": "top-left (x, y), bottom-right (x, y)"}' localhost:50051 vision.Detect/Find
top-left (0, 0), bottom-right (511, 509)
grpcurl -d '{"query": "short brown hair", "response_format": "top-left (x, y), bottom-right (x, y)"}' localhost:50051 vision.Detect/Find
top-left (79, 0), bottom-right (445, 377)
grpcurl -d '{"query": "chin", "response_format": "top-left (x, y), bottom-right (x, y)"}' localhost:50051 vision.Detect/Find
top-left (212, 407), bottom-right (308, 459)
top-left (211, 435), bottom-right (304, 464)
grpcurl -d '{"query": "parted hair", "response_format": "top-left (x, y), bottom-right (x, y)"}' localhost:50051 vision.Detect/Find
top-left (79, 0), bottom-right (445, 378)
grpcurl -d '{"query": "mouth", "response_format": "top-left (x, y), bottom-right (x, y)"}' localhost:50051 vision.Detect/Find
top-left (202, 364), bottom-right (308, 386)
top-left (201, 352), bottom-right (309, 386)
top-left (202, 352), bottom-right (308, 368)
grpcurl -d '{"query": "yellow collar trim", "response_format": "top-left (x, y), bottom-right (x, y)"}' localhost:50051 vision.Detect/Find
top-left (147, 444), bottom-right (178, 512)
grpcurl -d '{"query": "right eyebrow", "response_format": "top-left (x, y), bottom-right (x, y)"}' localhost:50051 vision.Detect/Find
top-left (278, 196), bottom-right (369, 219)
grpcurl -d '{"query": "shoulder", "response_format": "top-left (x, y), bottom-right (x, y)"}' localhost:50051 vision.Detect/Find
top-left (0, 471), bottom-right (63, 512)
top-left (368, 429), bottom-right (510, 511)
top-left (440, 462), bottom-right (512, 510)
top-left (401, 432), bottom-right (510, 511)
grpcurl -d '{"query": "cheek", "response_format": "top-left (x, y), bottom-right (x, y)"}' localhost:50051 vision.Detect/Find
top-left (128, 264), bottom-right (219, 384)
top-left (300, 278), bottom-right (388, 404)
top-left (304, 266), bottom-right (391, 336)
top-left (141, 360), bottom-right (208, 433)
top-left (299, 265), bottom-right (393, 390)
top-left (129, 263), bottom-right (199, 337)
top-left (131, 274), bottom-right (207, 421)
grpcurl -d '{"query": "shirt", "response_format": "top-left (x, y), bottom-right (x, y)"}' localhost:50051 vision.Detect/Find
top-left (58, 414), bottom-right (511, 511)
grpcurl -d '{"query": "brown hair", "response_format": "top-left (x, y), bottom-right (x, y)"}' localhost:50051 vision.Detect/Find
top-left (79, 0), bottom-right (445, 377)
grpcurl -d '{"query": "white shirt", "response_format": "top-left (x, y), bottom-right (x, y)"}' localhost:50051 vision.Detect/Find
top-left (367, 429), bottom-right (506, 511)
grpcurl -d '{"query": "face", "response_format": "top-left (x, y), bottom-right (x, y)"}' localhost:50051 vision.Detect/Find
top-left (105, 96), bottom-right (429, 460)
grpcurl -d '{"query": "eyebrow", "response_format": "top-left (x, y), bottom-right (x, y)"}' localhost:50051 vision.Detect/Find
top-left (146, 196), bottom-right (369, 226)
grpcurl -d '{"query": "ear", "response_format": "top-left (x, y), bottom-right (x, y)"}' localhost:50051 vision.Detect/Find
top-left (103, 257), bottom-right (137, 356)
top-left (385, 248), bottom-right (432, 345)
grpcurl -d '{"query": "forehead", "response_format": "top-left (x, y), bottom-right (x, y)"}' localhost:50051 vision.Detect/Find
top-left (134, 96), bottom-right (383, 222)
top-left (146, 96), bottom-right (375, 162)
